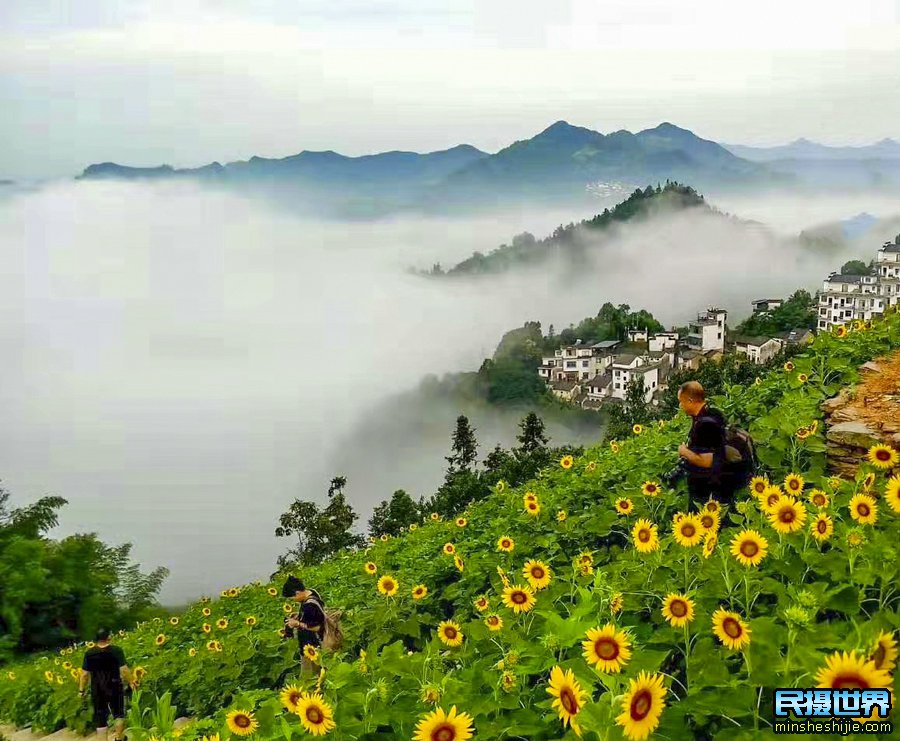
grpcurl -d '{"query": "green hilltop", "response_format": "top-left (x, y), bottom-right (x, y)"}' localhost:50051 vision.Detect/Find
top-left (2, 312), bottom-right (900, 739)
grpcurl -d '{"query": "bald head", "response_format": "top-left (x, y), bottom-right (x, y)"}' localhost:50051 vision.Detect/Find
top-left (678, 381), bottom-right (707, 416)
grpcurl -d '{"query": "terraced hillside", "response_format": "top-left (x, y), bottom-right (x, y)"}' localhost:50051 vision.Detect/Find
top-left (3, 313), bottom-right (900, 740)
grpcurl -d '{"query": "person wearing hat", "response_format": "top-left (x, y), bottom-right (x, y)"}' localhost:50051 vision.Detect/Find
top-left (282, 576), bottom-right (326, 672)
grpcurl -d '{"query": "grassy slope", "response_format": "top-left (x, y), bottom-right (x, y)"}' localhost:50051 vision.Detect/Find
top-left (2, 314), bottom-right (900, 740)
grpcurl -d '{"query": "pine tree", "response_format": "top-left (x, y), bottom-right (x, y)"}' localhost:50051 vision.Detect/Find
top-left (515, 412), bottom-right (549, 454)
top-left (445, 415), bottom-right (478, 473)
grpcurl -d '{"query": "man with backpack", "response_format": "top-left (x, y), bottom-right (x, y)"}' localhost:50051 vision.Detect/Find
top-left (668, 381), bottom-right (756, 506)
top-left (78, 629), bottom-right (133, 741)
top-left (282, 576), bottom-right (328, 674)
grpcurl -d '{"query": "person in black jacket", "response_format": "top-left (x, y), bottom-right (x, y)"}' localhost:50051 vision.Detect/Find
top-left (79, 629), bottom-right (133, 740)
top-left (676, 381), bottom-right (727, 505)
top-left (282, 576), bottom-right (326, 672)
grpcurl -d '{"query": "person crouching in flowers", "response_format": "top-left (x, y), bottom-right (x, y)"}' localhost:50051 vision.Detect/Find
top-left (281, 576), bottom-right (326, 676)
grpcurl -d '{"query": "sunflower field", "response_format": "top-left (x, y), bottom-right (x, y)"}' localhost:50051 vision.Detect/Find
top-left (3, 312), bottom-right (900, 740)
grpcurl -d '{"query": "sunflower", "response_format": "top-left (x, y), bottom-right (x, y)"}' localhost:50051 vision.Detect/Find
top-left (610, 441), bottom-right (620, 453)
top-left (615, 498), bottom-right (634, 515)
top-left (169, 617), bottom-right (179, 626)
top-left (615, 671), bottom-right (667, 741)
top-left (500, 670), bottom-right (517, 693)
top-left (364, 562), bottom-right (377, 575)
top-left (863, 472), bottom-right (876, 490)
top-left (815, 650), bottom-right (891, 689)
top-left (155, 634), bottom-right (166, 646)
top-left (797, 373), bottom-right (809, 384)
top-left (885, 475), bottom-right (900, 512)
top-left (303, 644), bottom-right (319, 663)
top-left (430, 512), bottom-right (440, 521)
top-left (43, 670), bottom-right (54, 683)
top-left (711, 608), bottom-right (751, 650)
top-left (437, 620), bottom-right (464, 648)
top-left (702, 532), bottom-right (718, 559)
top-left (867, 444), bottom-right (898, 469)
top-left (442, 543), bottom-right (456, 556)
top-left (631, 519), bottom-right (660, 553)
top-left (454, 555), bottom-right (465, 572)
top-left (496, 535), bottom-right (515, 552)
top-left (245, 616), bottom-right (257, 626)
top-left (704, 499), bottom-right (721, 514)
top-left (560, 455), bottom-right (574, 469)
top-left (784, 473), bottom-right (804, 494)
top-left (673, 514), bottom-right (703, 547)
top-left (484, 614), bottom-right (503, 631)
top-left (523, 560), bottom-right (552, 590)
top-left (870, 631), bottom-right (898, 672)
top-left (749, 476), bottom-right (769, 496)
top-left (216, 618), bottom-right (228, 630)
top-left (808, 489), bottom-right (829, 508)
top-left (280, 684), bottom-right (305, 713)
top-left (633, 424), bottom-right (643, 435)
top-left (587, 461), bottom-right (597, 472)
top-left (202, 622), bottom-right (212, 633)
top-left (413, 706), bottom-right (473, 741)
top-left (206, 640), bottom-right (222, 652)
top-left (730, 530), bottom-right (769, 567)
top-left (525, 500), bottom-right (541, 516)
top-left (523, 491), bottom-right (537, 503)
top-left (610, 592), bottom-right (624, 615)
top-left (225, 710), bottom-right (258, 737)
top-left (847, 530), bottom-right (866, 548)
top-left (379, 534), bottom-right (389, 542)
top-left (455, 517), bottom-right (467, 527)
top-left (796, 427), bottom-right (811, 440)
top-left (767, 495), bottom-right (807, 534)
top-left (188, 648), bottom-right (197, 657)
top-left (494, 480), bottom-right (506, 493)
top-left (582, 624), bottom-right (632, 673)
top-left (502, 584), bottom-right (536, 614)
top-left (410, 523), bottom-right (418, 531)
top-left (202, 607), bottom-right (212, 616)
top-left (546, 666), bottom-right (586, 737)
top-left (377, 575), bottom-right (399, 597)
top-left (557, 510), bottom-right (568, 522)
top-left (661, 594), bottom-right (695, 628)
top-left (698, 510), bottom-right (720, 534)
top-left (420, 686), bottom-right (440, 705)
top-left (641, 481), bottom-right (661, 497)
top-left (784, 361), bottom-right (795, 372)
top-left (295, 692), bottom-right (336, 737)
top-left (849, 493), bottom-right (878, 525)
top-left (835, 324), bottom-right (848, 338)
top-left (810, 513), bottom-right (834, 542)
top-left (759, 485), bottom-right (784, 512)
top-left (412, 585), bottom-right (428, 600)
top-left (267, 587), bottom-right (278, 597)
top-left (282, 603), bottom-right (293, 614)
top-left (577, 551), bottom-right (593, 567)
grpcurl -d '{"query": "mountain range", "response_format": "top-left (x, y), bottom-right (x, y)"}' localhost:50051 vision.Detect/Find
top-left (77, 122), bottom-right (900, 215)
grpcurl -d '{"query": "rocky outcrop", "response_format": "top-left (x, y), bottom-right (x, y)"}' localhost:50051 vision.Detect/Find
top-left (822, 354), bottom-right (900, 478)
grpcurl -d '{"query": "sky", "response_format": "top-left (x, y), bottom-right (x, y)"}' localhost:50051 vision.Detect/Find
top-left (2, 0), bottom-right (900, 179)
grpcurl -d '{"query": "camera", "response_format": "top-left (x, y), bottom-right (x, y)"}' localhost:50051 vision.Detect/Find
top-left (661, 459), bottom-right (688, 487)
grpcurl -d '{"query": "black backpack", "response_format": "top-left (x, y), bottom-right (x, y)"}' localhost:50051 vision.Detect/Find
top-left (721, 424), bottom-right (758, 495)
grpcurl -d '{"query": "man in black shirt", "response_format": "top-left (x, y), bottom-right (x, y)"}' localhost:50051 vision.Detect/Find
top-left (677, 381), bottom-right (727, 505)
top-left (282, 576), bottom-right (326, 673)
top-left (79, 629), bottom-right (133, 740)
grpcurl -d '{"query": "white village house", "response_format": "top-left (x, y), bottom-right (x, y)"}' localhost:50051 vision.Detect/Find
top-left (734, 335), bottom-right (782, 365)
top-left (686, 307), bottom-right (727, 353)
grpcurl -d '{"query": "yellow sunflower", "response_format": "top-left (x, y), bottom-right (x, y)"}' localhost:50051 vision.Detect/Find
top-left (759, 485), bottom-right (784, 512)
top-left (364, 562), bottom-right (377, 575)
top-left (500, 670), bottom-right (517, 693)
top-left (849, 493), bottom-right (878, 525)
top-left (202, 607), bottom-right (212, 616)
top-left (810, 513), bottom-right (834, 542)
top-left (610, 441), bottom-right (620, 453)
top-left (560, 455), bottom-right (574, 469)
top-left (525, 500), bottom-right (541, 516)
top-left (711, 608), bottom-right (751, 650)
top-left (494, 480), bottom-right (506, 493)
top-left (453, 555), bottom-right (465, 572)
top-left (410, 524), bottom-right (418, 531)
top-left (615, 498), bottom-right (634, 515)
top-left (547, 666), bottom-right (586, 737)
top-left (557, 510), bottom-right (568, 522)
top-left (303, 644), bottom-right (319, 663)
top-left (797, 373), bottom-right (809, 384)
top-left (188, 648), bottom-right (197, 657)
top-left (783, 361), bottom-right (795, 372)
top-left (430, 512), bottom-right (440, 521)
top-left (704, 499), bottom-right (721, 514)
top-left (767, 495), bottom-right (807, 534)
top-left (835, 324), bottom-right (848, 338)
top-left (206, 640), bottom-right (222, 652)
top-left (673, 514), bottom-right (703, 547)
top-left (282, 603), bottom-right (293, 614)
top-left (412, 585), bottom-right (428, 600)
top-left (442, 543), bottom-right (456, 556)
top-left (226, 710), bottom-right (258, 737)
top-left (698, 510), bottom-right (720, 534)
top-left (412, 706), bottom-right (473, 741)
top-left (523, 491), bottom-right (537, 503)
top-left (610, 592), bottom-right (624, 615)
top-left (870, 631), bottom-right (898, 673)
top-left (661, 594), bottom-right (695, 628)
top-left (420, 686), bottom-right (440, 705)
top-left (784, 473), bottom-right (804, 494)
top-left (267, 587), bottom-right (278, 597)
top-left (631, 519), bottom-right (660, 553)
top-left (632, 424), bottom-right (643, 435)
top-left (202, 623), bottom-right (212, 634)
top-left (867, 444), bottom-right (898, 469)
top-left (280, 684), bottom-right (305, 713)
top-left (884, 475), bottom-right (900, 512)
top-left (245, 616), bottom-right (257, 626)
top-left (587, 461), bottom-right (597, 472)
top-left (377, 575), bottom-right (399, 597)
top-left (455, 517), bottom-right (467, 527)
top-left (848, 530), bottom-right (866, 548)
top-left (155, 634), bottom-right (167, 646)
top-left (295, 692), bottom-right (336, 737)
top-left (437, 620), bottom-right (464, 648)
top-left (615, 671), bottom-right (667, 741)
top-left (862, 472), bottom-right (876, 491)
top-left (641, 481), bottom-right (661, 497)
top-left (729, 530), bottom-right (769, 567)
top-left (749, 476), bottom-right (769, 496)
top-left (216, 618), bottom-right (228, 630)
top-left (484, 614), bottom-right (503, 631)
top-left (523, 560), bottom-right (552, 591)
top-left (815, 650), bottom-right (891, 689)
top-left (169, 617), bottom-right (179, 626)
top-left (582, 624), bottom-right (632, 673)
top-left (502, 584), bottom-right (536, 614)
top-left (702, 532), bottom-right (718, 559)
top-left (380, 534), bottom-right (389, 542)
top-left (808, 489), bottom-right (829, 508)
top-left (796, 427), bottom-right (811, 440)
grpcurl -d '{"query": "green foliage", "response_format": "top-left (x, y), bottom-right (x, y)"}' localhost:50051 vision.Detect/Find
top-left (4, 311), bottom-right (900, 740)
top-left (840, 259), bottom-right (871, 276)
top-left (734, 289), bottom-right (817, 338)
top-left (368, 490), bottom-right (422, 539)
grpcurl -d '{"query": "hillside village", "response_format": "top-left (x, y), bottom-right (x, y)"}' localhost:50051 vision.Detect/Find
top-left (540, 238), bottom-right (899, 409)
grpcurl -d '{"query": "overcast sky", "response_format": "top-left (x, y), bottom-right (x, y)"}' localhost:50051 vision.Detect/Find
top-left (2, 0), bottom-right (900, 179)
